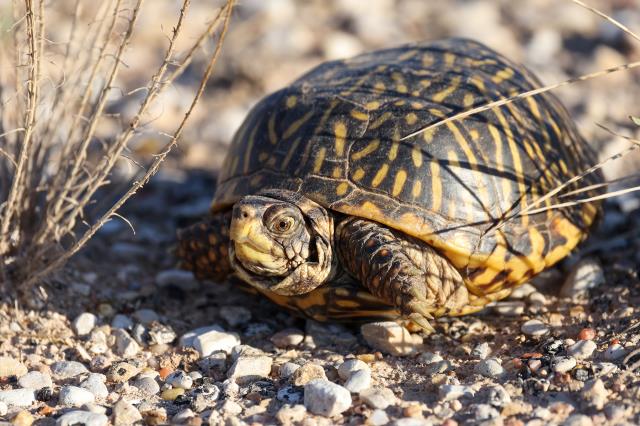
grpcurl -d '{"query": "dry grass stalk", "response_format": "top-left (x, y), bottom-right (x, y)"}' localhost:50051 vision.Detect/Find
top-left (0, 0), bottom-right (235, 295)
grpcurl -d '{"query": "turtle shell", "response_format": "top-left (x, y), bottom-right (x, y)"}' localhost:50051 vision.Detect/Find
top-left (212, 38), bottom-right (601, 296)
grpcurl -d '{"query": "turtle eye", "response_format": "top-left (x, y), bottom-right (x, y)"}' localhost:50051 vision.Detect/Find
top-left (264, 205), bottom-right (299, 235)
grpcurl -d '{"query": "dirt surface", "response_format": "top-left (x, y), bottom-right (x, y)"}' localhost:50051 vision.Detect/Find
top-left (1, 1), bottom-right (640, 425)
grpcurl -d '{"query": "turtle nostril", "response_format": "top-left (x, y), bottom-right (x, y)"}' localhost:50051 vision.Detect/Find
top-left (241, 210), bottom-right (249, 219)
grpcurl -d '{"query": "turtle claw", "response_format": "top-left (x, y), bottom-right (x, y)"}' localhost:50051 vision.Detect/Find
top-left (406, 299), bottom-right (436, 333)
top-left (407, 312), bottom-right (436, 333)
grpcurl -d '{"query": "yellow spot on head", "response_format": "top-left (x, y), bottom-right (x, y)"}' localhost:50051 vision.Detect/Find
top-left (313, 147), bottom-right (326, 173)
top-left (405, 112), bottom-right (418, 125)
top-left (444, 52), bottom-right (456, 67)
top-left (371, 163), bottom-right (389, 187)
top-left (412, 180), bottom-right (422, 198)
top-left (392, 170), bottom-right (407, 197)
top-left (422, 54), bottom-right (434, 67)
top-left (411, 147), bottom-right (423, 167)
top-left (411, 102), bottom-right (423, 109)
top-left (366, 101), bottom-right (381, 110)
top-left (397, 85), bottom-right (408, 94)
top-left (336, 182), bottom-right (349, 196)
top-left (492, 67), bottom-right (515, 84)
top-left (332, 166), bottom-right (342, 178)
top-left (430, 161), bottom-right (442, 210)
top-left (395, 99), bottom-right (406, 106)
top-left (350, 109), bottom-right (369, 121)
top-left (432, 76), bottom-right (461, 103)
top-left (286, 95), bottom-right (297, 108)
top-left (374, 82), bottom-right (385, 92)
top-left (463, 93), bottom-right (475, 108)
top-left (352, 139), bottom-right (380, 161)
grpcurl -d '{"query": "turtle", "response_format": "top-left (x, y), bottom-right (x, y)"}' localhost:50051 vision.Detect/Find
top-left (177, 38), bottom-right (602, 331)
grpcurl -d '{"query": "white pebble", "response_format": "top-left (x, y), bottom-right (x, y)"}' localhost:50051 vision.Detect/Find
top-left (132, 377), bottom-right (160, 395)
top-left (18, 371), bottom-right (52, 389)
top-left (304, 379), bottom-right (351, 417)
top-left (369, 409), bottom-right (390, 425)
top-left (509, 283), bottom-right (537, 299)
top-left (344, 369), bottom-right (371, 393)
top-left (227, 356), bottom-right (273, 385)
top-left (359, 387), bottom-right (395, 409)
top-left (133, 309), bottom-right (159, 324)
top-left (165, 370), bottom-right (193, 390)
top-left (604, 344), bottom-right (627, 361)
top-left (111, 314), bottom-right (133, 330)
top-left (521, 319), bottom-right (549, 337)
top-left (475, 358), bottom-right (504, 378)
top-left (337, 359), bottom-right (370, 380)
top-left (156, 269), bottom-right (199, 291)
top-left (0, 389), bottom-right (35, 407)
top-left (219, 306), bottom-right (252, 327)
top-left (181, 325), bottom-right (240, 357)
top-left (0, 356), bottom-right (27, 377)
top-left (51, 361), bottom-right (88, 379)
top-left (492, 301), bottom-right (526, 316)
top-left (279, 362), bottom-right (300, 379)
top-left (567, 340), bottom-right (597, 360)
top-left (560, 258), bottom-right (605, 299)
top-left (0, 401), bottom-right (6, 416)
top-left (73, 312), bottom-right (98, 336)
top-left (59, 386), bottom-right (95, 407)
top-left (439, 384), bottom-right (475, 401)
top-left (113, 329), bottom-right (141, 357)
top-left (80, 373), bottom-right (109, 399)
top-left (472, 342), bottom-right (491, 359)
top-left (552, 356), bottom-right (577, 373)
top-left (270, 328), bottom-right (305, 348)
top-left (360, 322), bottom-right (422, 356)
top-left (56, 411), bottom-right (108, 426)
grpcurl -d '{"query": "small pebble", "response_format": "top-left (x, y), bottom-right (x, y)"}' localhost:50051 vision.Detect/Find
top-left (133, 376), bottom-right (160, 395)
top-left (227, 355), bottom-right (273, 385)
top-left (521, 319), bottom-right (549, 337)
top-left (582, 379), bottom-right (608, 410)
top-left (475, 358), bottom-right (504, 378)
top-left (578, 328), bottom-right (596, 340)
top-left (221, 400), bottom-right (242, 415)
top-left (359, 386), bottom-right (395, 409)
top-left (181, 325), bottom-right (241, 357)
top-left (485, 385), bottom-right (511, 407)
top-left (338, 359), bottom-right (370, 380)
top-left (277, 385), bottom-right (304, 404)
top-left (51, 361), bottom-right (89, 379)
top-left (73, 312), bottom-right (98, 336)
top-left (18, 371), bottom-right (52, 389)
top-left (279, 362), bottom-right (300, 379)
top-left (156, 269), bottom-right (199, 291)
top-left (563, 414), bottom-right (594, 426)
top-left (172, 408), bottom-right (196, 423)
top-left (360, 322), bottom-right (423, 356)
top-left (219, 306), bottom-right (252, 326)
top-left (593, 362), bottom-right (618, 377)
top-left (472, 342), bottom-right (491, 359)
top-left (0, 401), bottom-right (6, 416)
top-left (0, 389), bottom-right (35, 407)
top-left (418, 352), bottom-right (443, 364)
top-left (56, 410), bottom-right (109, 426)
top-left (80, 373), bottom-right (109, 399)
top-left (113, 329), bottom-right (141, 357)
top-left (11, 410), bottom-right (34, 426)
top-left (107, 362), bottom-right (140, 383)
top-left (510, 283), bottom-right (537, 299)
top-left (275, 404), bottom-right (307, 425)
top-left (567, 340), bottom-right (597, 360)
top-left (291, 363), bottom-right (327, 386)
top-left (560, 258), bottom-right (604, 299)
top-left (161, 387), bottom-right (185, 401)
top-left (369, 409), bottom-right (390, 426)
top-left (270, 328), bottom-right (305, 348)
top-left (0, 356), bottom-right (27, 378)
top-left (59, 386), bottom-right (95, 407)
top-left (111, 314), bottom-right (133, 330)
top-left (133, 309), bottom-right (159, 324)
top-left (439, 384), bottom-right (475, 401)
top-left (165, 370), bottom-right (193, 389)
top-left (473, 403), bottom-right (500, 421)
top-left (552, 356), bottom-right (577, 374)
top-left (492, 301), bottom-right (526, 316)
top-left (344, 368), bottom-right (371, 393)
top-left (304, 379), bottom-right (352, 417)
top-left (604, 343), bottom-right (627, 361)
top-left (112, 398), bottom-right (142, 425)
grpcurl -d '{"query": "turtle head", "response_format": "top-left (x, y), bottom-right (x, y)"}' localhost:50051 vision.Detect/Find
top-left (229, 190), bottom-right (335, 296)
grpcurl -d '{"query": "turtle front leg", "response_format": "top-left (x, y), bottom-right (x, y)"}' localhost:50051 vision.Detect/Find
top-left (177, 211), bottom-right (232, 282)
top-left (336, 218), bottom-right (470, 332)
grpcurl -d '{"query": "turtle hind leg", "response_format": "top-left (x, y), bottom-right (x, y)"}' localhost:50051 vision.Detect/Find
top-left (177, 211), bottom-right (232, 282)
top-left (336, 218), bottom-right (471, 332)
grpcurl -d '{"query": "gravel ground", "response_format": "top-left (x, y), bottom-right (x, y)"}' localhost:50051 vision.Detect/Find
top-left (2, 1), bottom-right (640, 425)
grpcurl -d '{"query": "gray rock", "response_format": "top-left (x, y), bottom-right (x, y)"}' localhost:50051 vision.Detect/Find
top-left (291, 363), bottom-right (327, 386)
top-left (473, 403), bottom-right (500, 421)
top-left (439, 384), bottom-right (475, 401)
top-left (172, 408), bottom-right (196, 424)
top-left (361, 322), bottom-right (423, 356)
top-left (132, 309), bottom-right (159, 324)
top-left (563, 414), bottom-right (594, 426)
top-left (520, 319), bottom-right (549, 337)
top-left (279, 362), bottom-right (300, 379)
top-left (180, 325), bottom-right (240, 357)
top-left (418, 352), bottom-right (443, 364)
top-left (304, 379), bottom-right (352, 417)
top-left (80, 373), bottom-right (109, 399)
top-left (560, 258), bottom-right (604, 299)
top-left (148, 324), bottom-right (177, 345)
top-left (369, 409), bottom-right (390, 426)
top-left (593, 362), bottom-right (618, 377)
top-left (73, 312), bottom-right (98, 336)
top-left (582, 379), bottom-right (608, 410)
top-left (132, 376), bottom-right (160, 395)
top-left (425, 360), bottom-right (453, 375)
top-left (51, 361), bottom-right (89, 379)
top-left (156, 269), bottom-right (199, 291)
top-left (509, 283), bottom-right (537, 299)
top-left (230, 344), bottom-right (265, 361)
top-left (475, 358), bottom-right (504, 378)
top-left (165, 370), bottom-right (193, 390)
top-left (59, 386), bottom-right (95, 407)
top-left (111, 314), bottom-right (134, 330)
top-left (337, 359), bottom-right (370, 381)
top-left (18, 371), bottom-right (52, 389)
top-left (227, 355), bottom-right (272, 385)
top-left (275, 404), bottom-right (307, 425)
top-left (492, 301), bottom-right (526, 316)
top-left (56, 411), bottom-right (108, 426)
top-left (604, 344), bottom-right (627, 361)
top-left (0, 357), bottom-right (27, 378)
top-left (277, 385), bottom-right (303, 404)
top-left (0, 389), bottom-right (35, 407)
top-left (484, 385), bottom-right (511, 407)
top-left (359, 386), bottom-right (395, 409)
top-left (472, 342), bottom-right (492, 359)
top-left (106, 362), bottom-right (140, 383)
top-left (112, 398), bottom-right (142, 425)
top-left (344, 368), bottom-right (371, 393)
top-left (552, 356), bottom-right (577, 373)
top-left (219, 306), bottom-right (252, 326)
top-left (567, 340), bottom-right (597, 360)
top-left (0, 401), bottom-right (6, 416)
top-left (191, 384), bottom-right (220, 412)
top-left (113, 329), bottom-right (141, 357)
top-left (198, 352), bottom-right (227, 372)
top-left (270, 328), bottom-right (305, 348)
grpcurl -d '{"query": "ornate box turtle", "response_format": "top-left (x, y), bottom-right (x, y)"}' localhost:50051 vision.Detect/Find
top-left (178, 38), bottom-right (602, 331)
